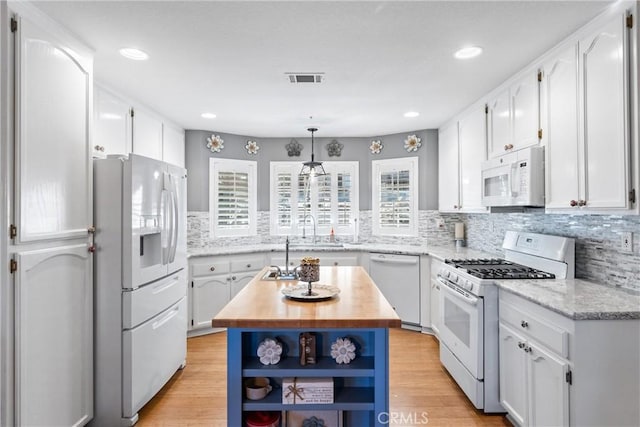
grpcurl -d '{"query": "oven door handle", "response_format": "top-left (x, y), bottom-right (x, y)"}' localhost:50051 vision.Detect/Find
top-left (437, 276), bottom-right (479, 306)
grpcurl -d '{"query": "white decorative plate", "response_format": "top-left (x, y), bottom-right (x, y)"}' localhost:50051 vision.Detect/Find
top-left (257, 338), bottom-right (282, 365)
top-left (281, 284), bottom-right (341, 301)
top-left (330, 337), bottom-right (356, 364)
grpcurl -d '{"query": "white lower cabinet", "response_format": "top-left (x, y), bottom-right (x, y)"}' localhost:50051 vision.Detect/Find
top-left (270, 251), bottom-right (360, 268)
top-left (499, 323), bottom-right (569, 427)
top-left (188, 254), bottom-right (265, 333)
top-left (499, 290), bottom-right (640, 427)
top-left (499, 294), bottom-right (570, 427)
top-left (15, 244), bottom-right (93, 426)
top-left (429, 257), bottom-right (443, 336)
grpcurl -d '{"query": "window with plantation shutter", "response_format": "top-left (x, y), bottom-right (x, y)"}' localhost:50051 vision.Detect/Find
top-left (270, 161), bottom-right (359, 236)
top-left (209, 158), bottom-right (257, 237)
top-left (372, 157), bottom-right (418, 236)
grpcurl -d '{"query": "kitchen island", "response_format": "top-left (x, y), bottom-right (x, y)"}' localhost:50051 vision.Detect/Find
top-left (213, 265), bottom-right (401, 426)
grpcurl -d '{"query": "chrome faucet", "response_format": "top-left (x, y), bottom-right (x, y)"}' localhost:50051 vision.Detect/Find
top-left (269, 265), bottom-right (282, 277)
top-left (301, 213), bottom-right (317, 244)
top-left (285, 236), bottom-right (290, 275)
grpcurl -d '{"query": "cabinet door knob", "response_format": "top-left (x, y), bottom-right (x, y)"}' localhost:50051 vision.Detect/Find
top-left (578, 199), bottom-right (587, 207)
top-left (518, 342), bottom-right (526, 349)
top-left (246, 263), bottom-right (251, 268)
top-left (521, 320), bottom-right (529, 328)
top-left (88, 245), bottom-right (96, 253)
top-left (210, 266), bottom-right (216, 272)
top-left (453, 205), bottom-right (458, 209)
top-left (87, 226), bottom-right (96, 234)
top-left (333, 261), bottom-right (339, 266)
top-left (231, 275), bottom-right (236, 281)
top-left (524, 346), bottom-right (532, 353)
top-left (570, 200), bottom-right (578, 207)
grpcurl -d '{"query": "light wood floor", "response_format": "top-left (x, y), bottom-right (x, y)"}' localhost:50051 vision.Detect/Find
top-left (137, 328), bottom-right (511, 426)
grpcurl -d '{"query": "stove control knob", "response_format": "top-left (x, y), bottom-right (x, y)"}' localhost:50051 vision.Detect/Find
top-left (451, 274), bottom-right (458, 283)
top-left (463, 280), bottom-right (472, 291)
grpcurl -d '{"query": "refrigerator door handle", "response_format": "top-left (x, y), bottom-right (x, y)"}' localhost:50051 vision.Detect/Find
top-left (160, 188), bottom-right (169, 266)
top-left (161, 172), bottom-right (172, 266)
top-left (168, 175), bottom-right (179, 263)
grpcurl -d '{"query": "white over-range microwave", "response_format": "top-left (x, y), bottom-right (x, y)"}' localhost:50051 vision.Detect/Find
top-left (481, 146), bottom-right (544, 207)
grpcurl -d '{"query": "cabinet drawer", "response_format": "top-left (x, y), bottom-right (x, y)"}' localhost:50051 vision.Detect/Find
top-left (500, 300), bottom-right (568, 358)
top-left (322, 256), bottom-right (359, 266)
top-left (191, 259), bottom-right (230, 277)
top-left (123, 271), bottom-right (186, 329)
top-left (231, 256), bottom-right (265, 272)
top-left (122, 298), bottom-right (186, 417)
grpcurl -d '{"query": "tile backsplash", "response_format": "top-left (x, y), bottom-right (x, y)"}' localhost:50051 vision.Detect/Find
top-left (461, 212), bottom-right (640, 292)
top-left (187, 210), bottom-right (462, 249)
top-left (188, 210), bottom-right (640, 292)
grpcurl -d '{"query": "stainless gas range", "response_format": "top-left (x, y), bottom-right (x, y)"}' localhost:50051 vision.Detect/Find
top-left (436, 231), bottom-right (575, 413)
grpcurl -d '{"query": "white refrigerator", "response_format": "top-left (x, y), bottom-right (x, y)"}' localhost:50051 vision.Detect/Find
top-left (92, 154), bottom-right (187, 426)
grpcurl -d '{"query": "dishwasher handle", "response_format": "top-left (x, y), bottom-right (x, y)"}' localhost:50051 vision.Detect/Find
top-left (370, 255), bottom-right (418, 265)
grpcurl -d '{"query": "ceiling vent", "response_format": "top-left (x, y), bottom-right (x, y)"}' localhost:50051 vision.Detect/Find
top-left (286, 73), bottom-right (324, 83)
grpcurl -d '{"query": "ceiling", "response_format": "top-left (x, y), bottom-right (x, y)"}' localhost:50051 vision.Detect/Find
top-left (33, 0), bottom-right (612, 138)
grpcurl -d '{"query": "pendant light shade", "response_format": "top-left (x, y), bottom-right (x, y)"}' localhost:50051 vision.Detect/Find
top-left (299, 127), bottom-right (327, 178)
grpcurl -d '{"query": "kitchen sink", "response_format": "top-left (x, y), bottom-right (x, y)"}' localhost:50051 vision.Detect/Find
top-left (288, 243), bottom-right (344, 250)
top-left (261, 270), bottom-right (298, 281)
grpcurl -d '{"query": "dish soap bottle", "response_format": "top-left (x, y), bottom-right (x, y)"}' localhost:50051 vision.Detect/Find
top-left (329, 227), bottom-right (335, 243)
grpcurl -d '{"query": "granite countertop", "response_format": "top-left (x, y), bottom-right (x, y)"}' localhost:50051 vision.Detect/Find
top-left (495, 278), bottom-right (640, 320)
top-left (187, 242), bottom-right (496, 259)
top-left (187, 242), bottom-right (640, 320)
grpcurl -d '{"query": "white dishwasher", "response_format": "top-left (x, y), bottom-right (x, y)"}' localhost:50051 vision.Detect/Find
top-left (369, 253), bottom-right (420, 325)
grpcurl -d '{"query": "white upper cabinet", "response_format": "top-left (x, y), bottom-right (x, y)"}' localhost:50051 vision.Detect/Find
top-left (487, 88), bottom-right (512, 158)
top-left (579, 10), bottom-right (631, 210)
top-left (545, 6), bottom-right (635, 212)
top-left (132, 107), bottom-right (163, 161)
top-left (458, 106), bottom-right (487, 212)
top-left (438, 106), bottom-right (487, 213)
top-left (542, 45), bottom-right (580, 210)
top-left (15, 12), bottom-right (92, 243)
top-left (438, 123), bottom-right (460, 212)
top-left (163, 123), bottom-right (185, 168)
top-left (93, 85), bottom-right (132, 158)
top-left (487, 70), bottom-right (541, 158)
top-left (94, 84), bottom-right (185, 165)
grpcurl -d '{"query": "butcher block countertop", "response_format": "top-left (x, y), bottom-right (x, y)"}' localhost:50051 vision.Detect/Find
top-left (212, 265), bottom-right (402, 329)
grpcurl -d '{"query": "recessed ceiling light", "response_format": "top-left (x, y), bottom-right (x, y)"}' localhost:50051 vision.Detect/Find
top-left (404, 111), bottom-right (420, 118)
top-left (201, 113), bottom-right (217, 119)
top-left (119, 48), bottom-right (149, 61)
top-left (454, 46), bottom-right (483, 60)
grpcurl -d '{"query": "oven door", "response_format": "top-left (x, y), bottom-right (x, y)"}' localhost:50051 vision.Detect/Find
top-left (438, 276), bottom-right (484, 379)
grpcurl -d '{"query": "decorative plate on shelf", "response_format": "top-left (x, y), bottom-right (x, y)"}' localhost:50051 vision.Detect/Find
top-left (206, 134), bottom-right (224, 152)
top-left (281, 284), bottom-right (341, 301)
top-left (330, 337), bottom-right (356, 364)
top-left (257, 338), bottom-right (282, 365)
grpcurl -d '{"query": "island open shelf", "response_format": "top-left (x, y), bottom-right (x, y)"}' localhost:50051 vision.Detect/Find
top-left (213, 266), bottom-right (401, 427)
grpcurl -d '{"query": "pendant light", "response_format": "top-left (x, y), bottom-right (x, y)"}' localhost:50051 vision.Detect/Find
top-left (299, 127), bottom-right (327, 178)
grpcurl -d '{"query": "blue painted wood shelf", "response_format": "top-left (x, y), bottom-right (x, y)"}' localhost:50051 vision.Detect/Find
top-left (242, 356), bottom-right (375, 377)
